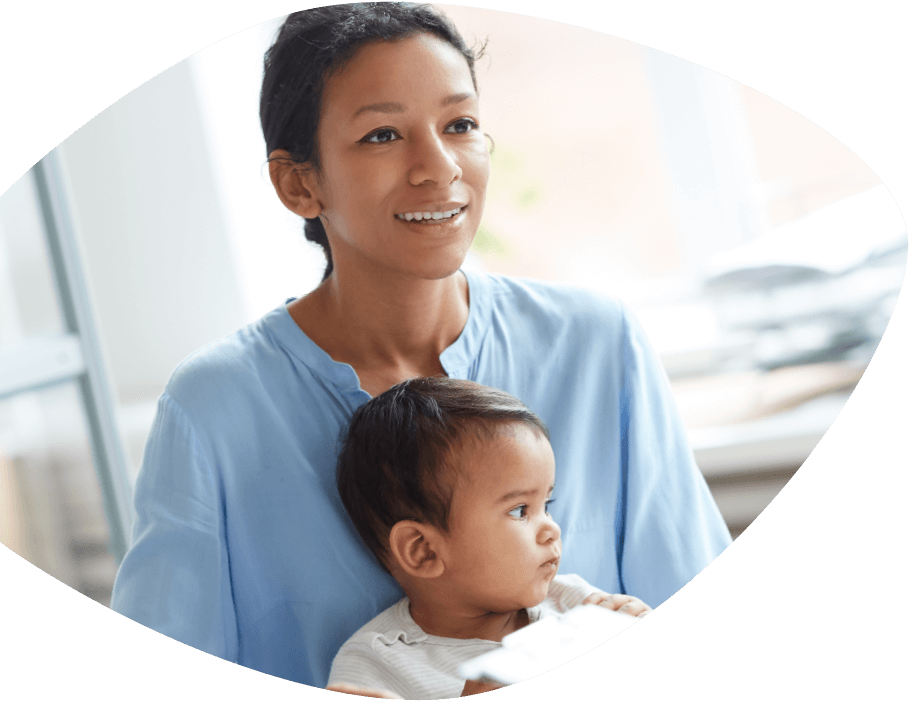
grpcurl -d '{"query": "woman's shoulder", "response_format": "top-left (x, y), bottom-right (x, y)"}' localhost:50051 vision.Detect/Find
top-left (482, 271), bottom-right (624, 316)
top-left (167, 321), bottom-right (263, 384)
top-left (162, 309), bottom-right (291, 412)
top-left (473, 270), bottom-right (630, 336)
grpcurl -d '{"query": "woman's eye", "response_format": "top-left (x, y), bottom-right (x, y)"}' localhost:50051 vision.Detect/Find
top-left (450, 119), bottom-right (478, 134)
top-left (362, 129), bottom-right (399, 144)
top-left (361, 119), bottom-right (480, 144)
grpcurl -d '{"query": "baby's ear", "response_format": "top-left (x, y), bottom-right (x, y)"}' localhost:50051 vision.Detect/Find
top-left (388, 520), bottom-right (445, 579)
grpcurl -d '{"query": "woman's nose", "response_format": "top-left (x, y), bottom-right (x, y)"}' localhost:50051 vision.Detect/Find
top-left (408, 132), bottom-right (462, 186)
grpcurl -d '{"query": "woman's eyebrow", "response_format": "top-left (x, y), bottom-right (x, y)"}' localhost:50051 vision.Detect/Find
top-left (352, 92), bottom-right (476, 119)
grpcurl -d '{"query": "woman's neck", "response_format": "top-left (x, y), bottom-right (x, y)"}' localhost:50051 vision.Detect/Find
top-left (288, 264), bottom-right (470, 396)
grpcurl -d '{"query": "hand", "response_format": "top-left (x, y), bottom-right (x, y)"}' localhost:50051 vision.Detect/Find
top-left (461, 679), bottom-right (506, 696)
top-left (326, 682), bottom-right (403, 698)
top-left (583, 591), bottom-right (652, 617)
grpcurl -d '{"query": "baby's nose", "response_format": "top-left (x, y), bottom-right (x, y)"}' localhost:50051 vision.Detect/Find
top-left (539, 515), bottom-right (561, 542)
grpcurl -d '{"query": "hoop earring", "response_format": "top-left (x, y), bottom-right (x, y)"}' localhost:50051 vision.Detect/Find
top-left (484, 132), bottom-right (496, 154)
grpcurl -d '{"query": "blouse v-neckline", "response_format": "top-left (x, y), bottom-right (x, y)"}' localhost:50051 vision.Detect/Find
top-left (264, 268), bottom-right (493, 397)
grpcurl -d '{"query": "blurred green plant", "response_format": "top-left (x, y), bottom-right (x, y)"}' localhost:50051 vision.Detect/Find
top-left (471, 144), bottom-right (544, 258)
top-left (472, 221), bottom-right (511, 256)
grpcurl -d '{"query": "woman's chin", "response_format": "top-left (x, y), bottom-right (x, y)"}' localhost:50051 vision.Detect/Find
top-left (397, 252), bottom-right (472, 282)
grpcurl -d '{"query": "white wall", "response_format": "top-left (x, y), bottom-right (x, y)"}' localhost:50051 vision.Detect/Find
top-left (188, 16), bottom-right (327, 322)
top-left (50, 19), bottom-right (332, 477)
top-left (58, 60), bottom-right (248, 405)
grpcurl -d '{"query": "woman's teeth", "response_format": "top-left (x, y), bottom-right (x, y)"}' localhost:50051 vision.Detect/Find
top-left (396, 206), bottom-right (464, 222)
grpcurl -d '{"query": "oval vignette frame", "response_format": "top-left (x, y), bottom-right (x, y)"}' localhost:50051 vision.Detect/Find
top-left (2, 8), bottom-right (905, 682)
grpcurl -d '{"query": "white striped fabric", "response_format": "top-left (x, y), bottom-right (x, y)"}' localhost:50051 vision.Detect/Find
top-left (327, 574), bottom-right (599, 699)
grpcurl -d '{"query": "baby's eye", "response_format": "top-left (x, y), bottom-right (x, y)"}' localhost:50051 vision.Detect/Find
top-left (508, 504), bottom-right (528, 520)
top-left (545, 498), bottom-right (555, 514)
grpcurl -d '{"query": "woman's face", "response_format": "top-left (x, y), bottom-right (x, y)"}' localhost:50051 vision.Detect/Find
top-left (310, 33), bottom-right (490, 282)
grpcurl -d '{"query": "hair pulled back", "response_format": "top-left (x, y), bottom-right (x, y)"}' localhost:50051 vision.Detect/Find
top-left (260, 3), bottom-right (482, 281)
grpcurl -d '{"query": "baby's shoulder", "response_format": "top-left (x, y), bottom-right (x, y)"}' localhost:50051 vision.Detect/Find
top-left (329, 599), bottom-right (429, 695)
top-left (339, 598), bottom-right (416, 652)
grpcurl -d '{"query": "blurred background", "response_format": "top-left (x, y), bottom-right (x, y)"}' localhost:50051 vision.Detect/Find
top-left (0, 5), bottom-right (905, 607)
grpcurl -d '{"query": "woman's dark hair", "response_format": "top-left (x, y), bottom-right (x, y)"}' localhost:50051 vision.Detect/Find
top-left (336, 377), bottom-right (549, 570)
top-left (260, 3), bottom-right (483, 281)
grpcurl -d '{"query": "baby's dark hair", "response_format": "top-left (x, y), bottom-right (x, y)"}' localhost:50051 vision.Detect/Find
top-left (336, 377), bottom-right (549, 570)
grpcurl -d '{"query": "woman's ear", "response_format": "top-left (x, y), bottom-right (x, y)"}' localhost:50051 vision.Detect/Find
top-left (388, 521), bottom-right (445, 579)
top-left (268, 149), bottom-right (324, 219)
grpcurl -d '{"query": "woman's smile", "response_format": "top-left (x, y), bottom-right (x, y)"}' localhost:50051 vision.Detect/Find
top-left (395, 204), bottom-right (468, 223)
top-left (395, 205), bottom-right (468, 232)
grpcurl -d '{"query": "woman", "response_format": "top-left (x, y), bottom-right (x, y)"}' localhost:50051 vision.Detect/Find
top-left (111, 2), bottom-right (730, 692)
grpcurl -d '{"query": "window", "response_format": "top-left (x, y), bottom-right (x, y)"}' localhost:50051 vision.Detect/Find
top-left (0, 156), bottom-right (132, 604)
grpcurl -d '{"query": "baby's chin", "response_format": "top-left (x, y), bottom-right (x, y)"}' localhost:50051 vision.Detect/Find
top-left (484, 573), bottom-right (560, 613)
top-left (517, 580), bottom-right (557, 610)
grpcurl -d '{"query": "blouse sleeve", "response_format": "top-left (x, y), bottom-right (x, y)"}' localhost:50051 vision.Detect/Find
top-left (110, 393), bottom-right (238, 661)
top-left (617, 304), bottom-right (731, 607)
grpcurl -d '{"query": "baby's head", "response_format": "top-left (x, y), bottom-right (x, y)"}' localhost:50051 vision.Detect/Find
top-left (337, 377), bottom-right (562, 613)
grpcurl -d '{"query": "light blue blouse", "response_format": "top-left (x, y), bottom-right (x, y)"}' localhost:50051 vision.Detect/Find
top-left (110, 269), bottom-right (730, 687)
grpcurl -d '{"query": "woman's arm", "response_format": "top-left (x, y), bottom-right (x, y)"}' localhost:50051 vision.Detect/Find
top-left (616, 304), bottom-right (732, 606)
top-left (110, 393), bottom-right (239, 661)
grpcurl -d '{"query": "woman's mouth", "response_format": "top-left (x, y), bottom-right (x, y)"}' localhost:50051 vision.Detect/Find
top-left (395, 205), bottom-right (466, 223)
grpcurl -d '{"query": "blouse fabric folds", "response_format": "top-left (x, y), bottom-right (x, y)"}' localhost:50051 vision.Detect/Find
top-left (110, 269), bottom-right (731, 688)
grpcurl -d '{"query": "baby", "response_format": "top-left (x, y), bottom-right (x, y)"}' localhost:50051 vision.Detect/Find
top-left (329, 377), bottom-right (650, 699)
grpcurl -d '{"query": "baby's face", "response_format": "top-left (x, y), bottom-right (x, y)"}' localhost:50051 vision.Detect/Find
top-left (438, 425), bottom-right (561, 613)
